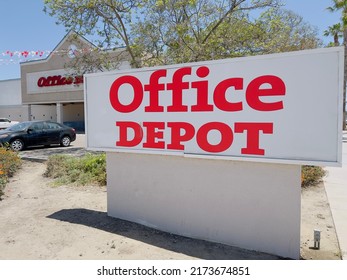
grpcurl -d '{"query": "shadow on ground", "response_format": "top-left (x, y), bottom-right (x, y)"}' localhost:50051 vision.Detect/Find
top-left (47, 208), bottom-right (284, 260)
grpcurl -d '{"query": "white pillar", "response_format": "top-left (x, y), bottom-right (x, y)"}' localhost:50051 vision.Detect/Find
top-left (22, 105), bottom-right (31, 121)
top-left (56, 103), bottom-right (64, 124)
top-left (107, 152), bottom-right (301, 259)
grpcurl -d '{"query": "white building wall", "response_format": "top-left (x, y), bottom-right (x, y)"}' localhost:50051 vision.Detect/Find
top-left (30, 104), bottom-right (57, 121)
top-left (63, 103), bottom-right (84, 122)
top-left (0, 105), bottom-right (30, 122)
top-left (0, 79), bottom-right (21, 106)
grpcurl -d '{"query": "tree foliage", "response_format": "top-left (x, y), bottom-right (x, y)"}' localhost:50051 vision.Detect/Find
top-left (327, 0), bottom-right (347, 24)
top-left (324, 23), bottom-right (343, 46)
top-left (134, 4), bottom-right (321, 66)
top-left (254, 9), bottom-right (321, 53)
top-left (44, 0), bottom-right (144, 67)
top-left (44, 0), bottom-right (321, 70)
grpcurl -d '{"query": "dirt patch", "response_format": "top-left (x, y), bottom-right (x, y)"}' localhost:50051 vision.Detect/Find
top-left (0, 161), bottom-right (341, 260)
top-left (300, 183), bottom-right (341, 259)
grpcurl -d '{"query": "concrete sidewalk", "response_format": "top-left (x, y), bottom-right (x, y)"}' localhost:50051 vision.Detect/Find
top-left (324, 132), bottom-right (347, 260)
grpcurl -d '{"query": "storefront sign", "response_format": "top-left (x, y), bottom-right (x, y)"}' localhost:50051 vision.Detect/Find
top-left (37, 75), bottom-right (83, 87)
top-left (27, 69), bottom-right (83, 94)
top-left (85, 47), bottom-right (343, 166)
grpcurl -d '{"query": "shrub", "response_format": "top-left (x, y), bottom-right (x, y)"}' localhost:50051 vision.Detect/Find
top-left (44, 154), bottom-right (325, 189)
top-left (44, 153), bottom-right (106, 186)
top-left (44, 154), bottom-right (69, 179)
top-left (301, 165), bottom-right (326, 188)
top-left (0, 147), bottom-right (22, 200)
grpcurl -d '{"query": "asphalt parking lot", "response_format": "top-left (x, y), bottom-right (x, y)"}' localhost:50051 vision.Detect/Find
top-left (19, 134), bottom-right (87, 162)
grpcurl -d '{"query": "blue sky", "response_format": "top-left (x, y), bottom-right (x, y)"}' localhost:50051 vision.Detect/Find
top-left (0, 0), bottom-right (341, 81)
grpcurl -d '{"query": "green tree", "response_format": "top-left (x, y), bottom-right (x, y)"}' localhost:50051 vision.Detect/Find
top-left (324, 23), bottom-right (343, 46)
top-left (44, 1), bottom-right (321, 73)
top-left (134, 6), bottom-right (321, 66)
top-left (44, 0), bottom-right (144, 68)
top-left (44, 0), bottom-right (281, 67)
top-left (132, 0), bottom-right (282, 65)
top-left (252, 8), bottom-right (321, 53)
top-left (327, 0), bottom-right (347, 130)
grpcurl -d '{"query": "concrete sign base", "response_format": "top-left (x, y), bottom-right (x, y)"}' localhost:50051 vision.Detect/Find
top-left (107, 152), bottom-right (301, 259)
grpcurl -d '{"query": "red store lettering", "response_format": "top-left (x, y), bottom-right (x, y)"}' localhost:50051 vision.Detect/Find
top-left (116, 121), bottom-right (274, 155)
top-left (109, 66), bottom-right (286, 113)
top-left (109, 66), bottom-right (286, 156)
top-left (37, 75), bottom-right (83, 87)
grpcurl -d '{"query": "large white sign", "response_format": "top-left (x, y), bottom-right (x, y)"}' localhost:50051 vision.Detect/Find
top-left (85, 47), bottom-right (343, 166)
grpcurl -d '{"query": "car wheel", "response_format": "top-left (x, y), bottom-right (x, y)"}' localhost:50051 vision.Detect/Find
top-left (60, 136), bottom-right (71, 147)
top-left (10, 139), bottom-right (24, 151)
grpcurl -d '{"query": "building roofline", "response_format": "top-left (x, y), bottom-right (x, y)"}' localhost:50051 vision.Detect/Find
top-left (0, 78), bottom-right (21, 83)
top-left (20, 30), bottom-right (97, 66)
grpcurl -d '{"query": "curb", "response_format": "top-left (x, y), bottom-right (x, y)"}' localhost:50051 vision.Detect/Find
top-left (20, 157), bottom-right (47, 163)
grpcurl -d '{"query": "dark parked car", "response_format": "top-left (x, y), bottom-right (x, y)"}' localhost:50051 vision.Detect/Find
top-left (0, 121), bottom-right (76, 151)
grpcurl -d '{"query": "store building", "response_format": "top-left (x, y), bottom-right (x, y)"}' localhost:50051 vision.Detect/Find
top-left (0, 78), bottom-right (27, 121)
top-left (0, 31), bottom-right (130, 132)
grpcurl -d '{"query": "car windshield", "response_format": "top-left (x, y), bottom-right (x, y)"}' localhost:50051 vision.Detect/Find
top-left (5, 122), bottom-right (31, 131)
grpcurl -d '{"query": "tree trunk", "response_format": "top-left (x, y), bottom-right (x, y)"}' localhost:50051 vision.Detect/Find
top-left (334, 33), bottom-right (339, 46)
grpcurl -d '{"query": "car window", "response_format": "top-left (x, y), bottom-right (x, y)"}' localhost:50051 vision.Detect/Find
top-left (7, 122), bottom-right (30, 131)
top-left (45, 122), bottom-right (61, 130)
top-left (29, 122), bottom-right (44, 132)
top-left (0, 118), bottom-right (9, 123)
